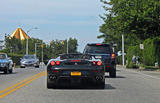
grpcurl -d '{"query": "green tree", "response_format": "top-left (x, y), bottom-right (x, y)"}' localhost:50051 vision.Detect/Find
top-left (99, 0), bottom-right (160, 51)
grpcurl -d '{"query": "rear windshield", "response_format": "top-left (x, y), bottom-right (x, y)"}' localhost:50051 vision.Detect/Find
top-left (84, 45), bottom-right (112, 54)
top-left (60, 54), bottom-right (91, 60)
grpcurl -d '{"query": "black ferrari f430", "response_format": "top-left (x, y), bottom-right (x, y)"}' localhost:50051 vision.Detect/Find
top-left (47, 54), bottom-right (105, 89)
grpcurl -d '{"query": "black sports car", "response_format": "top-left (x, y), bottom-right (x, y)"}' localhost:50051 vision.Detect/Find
top-left (47, 53), bottom-right (105, 89)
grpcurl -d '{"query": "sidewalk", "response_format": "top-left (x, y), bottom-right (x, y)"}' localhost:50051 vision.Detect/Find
top-left (117, 65), bottom-right (160, 79)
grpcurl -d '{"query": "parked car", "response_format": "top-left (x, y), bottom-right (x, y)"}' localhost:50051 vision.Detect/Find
top-left (0, 53), bottom-right (13, 74)
top-left (47, 53), bottom-right (105, 89)
top-left (83, 43), bottom-right (116, 77)
top-left (20, 55), bottom-right (39, 68)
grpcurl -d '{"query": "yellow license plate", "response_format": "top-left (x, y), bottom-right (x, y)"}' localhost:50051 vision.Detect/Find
top-left (71, 72), bottom-right (81, 76)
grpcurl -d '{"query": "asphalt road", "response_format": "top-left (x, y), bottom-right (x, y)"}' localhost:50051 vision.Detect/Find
top-left (0, 66), bottom-right (160, 103)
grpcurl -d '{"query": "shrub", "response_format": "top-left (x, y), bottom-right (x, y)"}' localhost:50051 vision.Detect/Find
top-left (126, 45), bottom-right (142, 66)
top-left (143, 37), bottom-right (160, 66)
top-left (126, 61), bottom-right (139, 68)
top-left (8, 53), bottom-right (24, 65)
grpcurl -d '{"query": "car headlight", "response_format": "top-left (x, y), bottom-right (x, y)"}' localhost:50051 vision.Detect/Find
top-left (0, 63), bottom-right (7, 67)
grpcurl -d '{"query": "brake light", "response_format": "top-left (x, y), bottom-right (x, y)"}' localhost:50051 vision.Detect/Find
top-left (106, 66), bottom-right (110, 68)
top-left (71, 60), bottom-right (81, 62)
top-left (111, 53), bottom-right (115, 59)
top-left (92, 61), bottom-right (96, 65)
top-left (53, 70), bottom-right (59, 72)
top-left (56, 61), bottom-right (60, 65)
top-left (97, 61), bottom-right (102, 66)
top-left (96, 43), bottom-right (101, 46)
top-left (50, 61), bottom-right (55, 66)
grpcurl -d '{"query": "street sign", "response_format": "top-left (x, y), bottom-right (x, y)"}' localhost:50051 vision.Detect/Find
top-left (41, 44), bottom-right (44, 48)
top-left (140, 44), bottom-right (144, 49)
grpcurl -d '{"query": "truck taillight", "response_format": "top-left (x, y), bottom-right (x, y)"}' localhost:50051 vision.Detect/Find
top-left (111, 53), bottom-right (115, 59)
top-left (92, 61), bottom-right (97, 65)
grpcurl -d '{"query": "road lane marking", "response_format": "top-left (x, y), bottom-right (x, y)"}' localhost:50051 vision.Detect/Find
top-left (0, 73), bottom-right (45, 99)
top-left (0, 71), bottom-right (46, 99)
top-left (0, 71), bottom-right (44, 94)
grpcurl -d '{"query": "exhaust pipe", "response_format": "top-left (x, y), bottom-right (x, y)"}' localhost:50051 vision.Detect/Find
top-left (49, 75), bottom-right (57, 80)
top-left (95, 76), bottom-right (103, 80)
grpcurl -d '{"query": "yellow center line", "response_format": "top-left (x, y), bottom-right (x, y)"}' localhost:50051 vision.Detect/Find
top-left (0, 73), bottom-right (45, 99)
top-left (0, 71), bottom-right (46, 95)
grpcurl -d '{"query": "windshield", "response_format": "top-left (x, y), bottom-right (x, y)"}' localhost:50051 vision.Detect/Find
top-left (60, 54), bottom-right (92, 60)
top-left (84, 45), bottom-right (112, 54)
top-left (23, 55), bottom-right (36, 59)
top-left (0, 54), bottom-right (6, 59)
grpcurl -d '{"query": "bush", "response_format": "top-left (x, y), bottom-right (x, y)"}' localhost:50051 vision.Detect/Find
top-left (126, 61), bottom-right (139, 68)
top-left (8, 53), bottom-right (24, 65)
top-left (143, 37), bottom-right (160, 66)
top-left (126, 45), bottom-right (142, 66)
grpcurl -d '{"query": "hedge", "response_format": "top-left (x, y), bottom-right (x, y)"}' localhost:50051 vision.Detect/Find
top-left (126, 45), bottom-right (142, 68)
top-left (8, 53), bottom-right (24, 65)
top-left (143, 37), bottom-right (160, 66)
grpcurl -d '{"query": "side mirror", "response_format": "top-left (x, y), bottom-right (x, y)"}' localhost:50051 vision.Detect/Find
top-left (8, 57), bottom-right (11, 59)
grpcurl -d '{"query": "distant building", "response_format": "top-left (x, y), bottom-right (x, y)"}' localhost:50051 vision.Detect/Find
top-left (9, 28), bottom-right (30, 40)
top-left (0, 40), bottom-right (5, 50)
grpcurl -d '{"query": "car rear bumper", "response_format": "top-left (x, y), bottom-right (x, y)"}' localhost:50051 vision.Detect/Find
top-left (104, 64), bottom-right (116, 72)
top-left (47, 66), bottom-right (105, 84)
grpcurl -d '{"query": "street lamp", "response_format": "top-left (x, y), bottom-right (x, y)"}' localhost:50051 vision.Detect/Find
top-left (35, 43), bottom-right (41, 56)
top-left (26, 27), bottom-right (38, 55)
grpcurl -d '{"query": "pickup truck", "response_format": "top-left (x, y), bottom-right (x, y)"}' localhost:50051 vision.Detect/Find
top-left (83, 43), bottom-right (116, 77)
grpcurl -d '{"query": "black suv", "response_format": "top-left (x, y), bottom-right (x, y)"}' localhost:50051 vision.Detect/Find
top-left (83, 43), bottom-right (116, 77)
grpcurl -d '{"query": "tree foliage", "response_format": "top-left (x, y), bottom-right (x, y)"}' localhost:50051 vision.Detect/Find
top-left (99, 0), bottom-right (160, 51)
top-left (2, 36), bottom-right (78, 64)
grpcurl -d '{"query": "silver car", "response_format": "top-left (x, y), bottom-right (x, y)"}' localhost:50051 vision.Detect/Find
top-left (20, 55), bottom-right (39, 68)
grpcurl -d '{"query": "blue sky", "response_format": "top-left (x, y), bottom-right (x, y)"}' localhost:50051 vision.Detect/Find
top-left (0, 0), bottom-right (105, 52)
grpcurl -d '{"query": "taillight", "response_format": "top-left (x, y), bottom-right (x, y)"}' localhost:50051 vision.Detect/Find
top-left (111, 53), bottom-right (115, 59)
top-left (92, 61), bottom-right (96, 65)
top-left (50, 61), bottom-right (55, 66)
top-left (56, 61), bottom-right (60, 65)
top-left (97, 61), bottom-right (102, 66)
top-left (71, 60), bottom-right (81, 62)
top-left (96, 43), bottom-right (101, 46)
top-left (53, 70), bottom-right (59, 72)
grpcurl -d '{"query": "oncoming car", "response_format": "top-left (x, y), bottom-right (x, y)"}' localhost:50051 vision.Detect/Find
top-left (47, 53), bottom-right (105, 89)
top-left (0, 53), bottom-right (13, 74)
top-left (20, 55), bottom-right (39, 68)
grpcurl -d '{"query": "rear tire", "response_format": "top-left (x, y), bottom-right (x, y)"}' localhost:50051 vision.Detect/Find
top-left (9, 68), bottom-right (13, 73)
top-left (97, 81), bottom-right (105, 89)
top-left (35, 65), bottom-right (39, 68)
top-left (20, 66), bottom-right (25, 68)
top-left (47, 76), bottom-right (57, 89)
top-left (4, 68), bottom-right (9, 74)
top-left (109, 70), bottom-right (116, 78)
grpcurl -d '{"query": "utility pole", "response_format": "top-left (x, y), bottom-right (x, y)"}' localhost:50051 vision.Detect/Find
top-left (26, 38), bottom-right (28, 55)
top-left (35, 43), bottom-right (37, 56)
top-left (122, 34), bottom-right (125, 66)
top-left (67, 39), bottom-right (69, 54)
top-left (41, 44), bottom-right (44, 63)
top-left (26, 27), bottom-right (38, 55)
